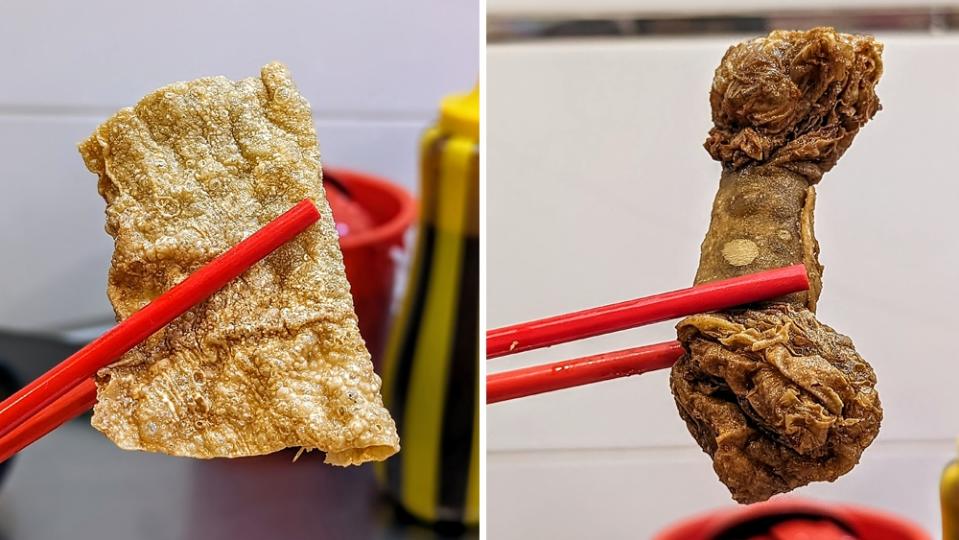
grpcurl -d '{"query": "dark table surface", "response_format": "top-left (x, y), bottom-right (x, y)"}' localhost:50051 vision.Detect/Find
top-left (0, 419), bottom-right (476, 540)
top-left (0, 331), bottom-right (477, 540)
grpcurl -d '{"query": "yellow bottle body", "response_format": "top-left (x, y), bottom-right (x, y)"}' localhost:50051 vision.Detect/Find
top-left (942, 457), bottom-right (959, 539)
top-left (377, 87), bottom-right (479, 526)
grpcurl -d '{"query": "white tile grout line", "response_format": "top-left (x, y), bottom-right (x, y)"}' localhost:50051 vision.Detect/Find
top-left (489, 438), bottom-right (958, 462)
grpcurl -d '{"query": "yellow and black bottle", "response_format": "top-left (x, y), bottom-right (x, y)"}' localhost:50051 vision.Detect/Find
top-left (942, 440), bottom-right (959, 539)
top-left (378, 85), bottom-right (479, 526)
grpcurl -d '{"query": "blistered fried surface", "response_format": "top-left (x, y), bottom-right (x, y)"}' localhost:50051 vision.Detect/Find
top-left (705, 27), bottom-right (883, 182)
top-left (671, 304), bottom-right (881, 503)
top-left (78, 63), bottom-right (399, 465)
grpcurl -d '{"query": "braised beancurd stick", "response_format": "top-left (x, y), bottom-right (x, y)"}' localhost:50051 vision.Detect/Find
top-left (0, 200), bottom-right (320, 460)
top-left (670, 28), bottom-right (884, 504)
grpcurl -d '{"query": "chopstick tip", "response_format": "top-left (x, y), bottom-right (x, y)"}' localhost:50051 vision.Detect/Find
top-left (296, 198), bottom-right (321, 221)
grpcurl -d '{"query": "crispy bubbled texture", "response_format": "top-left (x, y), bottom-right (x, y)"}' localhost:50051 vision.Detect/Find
top-left (78, 63), bottom-right (399, 465)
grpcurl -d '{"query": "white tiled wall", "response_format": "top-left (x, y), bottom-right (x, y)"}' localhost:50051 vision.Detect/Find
top-left (487, 0), bottom-right (958, 16)
top-left (0, 0), bottom-right (478, 332)
top-left (488, 33), bottom-right (959, 538)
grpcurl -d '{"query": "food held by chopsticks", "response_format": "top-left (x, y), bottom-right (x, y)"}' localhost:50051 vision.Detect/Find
top-left (78, 63), bottom-right (399, 465)
top-left (670, 28), bottom-right (883, 503)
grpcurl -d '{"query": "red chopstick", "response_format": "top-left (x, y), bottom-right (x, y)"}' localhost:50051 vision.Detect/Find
top-left (0, 379), bottom-right (96, 463)
top-left (0, 199), bottom-right (321, 456)
top-left (486, 264), bottom-right (810, 403)
top-left (487, 264), bottom-right (809, 359)
top-left (487, 341), bottom-right (683, 404)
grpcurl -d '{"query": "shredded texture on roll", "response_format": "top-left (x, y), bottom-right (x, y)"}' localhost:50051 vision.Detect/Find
top-left (705, 28), bottom-right (883, 183)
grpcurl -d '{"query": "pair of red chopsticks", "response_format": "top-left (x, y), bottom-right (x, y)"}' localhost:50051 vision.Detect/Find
top-left (486, 264), bottom-right (810, 404)
top-left (0, 199), bottom-right (322, 462)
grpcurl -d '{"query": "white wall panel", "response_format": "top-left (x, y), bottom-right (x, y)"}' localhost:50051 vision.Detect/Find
top-left (0, 1), bottom-right (478, 116)
top-left (489, 440), bottom-right (951, 538)
top-left (488, 32), bottom-right (959, 537)
top-left (0, 1), bottom-right (476, 332)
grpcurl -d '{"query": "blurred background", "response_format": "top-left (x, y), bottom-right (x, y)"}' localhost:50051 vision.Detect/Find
top-left (0, 1), bottom-right (477, 539)
top-left (487, 2), bottom-right (959, 539)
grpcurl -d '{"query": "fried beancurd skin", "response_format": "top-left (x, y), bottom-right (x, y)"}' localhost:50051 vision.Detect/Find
top-left (672, 28), bottom-right (883, 503)
top-left (78, 63), bottom-right (399, 465)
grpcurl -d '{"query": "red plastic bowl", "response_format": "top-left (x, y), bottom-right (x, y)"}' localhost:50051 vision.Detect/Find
top-left (324, 167), bottom-right (416, 367)
top-left (653, 498), bottom-right (930, 540)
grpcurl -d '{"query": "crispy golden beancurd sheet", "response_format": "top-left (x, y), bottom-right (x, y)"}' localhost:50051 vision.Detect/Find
top-left (78, 63), bottom-right (399, 465)
top-left (672, 28), bottom-right (883, 503)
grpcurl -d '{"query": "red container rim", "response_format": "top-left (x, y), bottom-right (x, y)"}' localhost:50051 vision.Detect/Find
top-left (324, 167), bottom-right (417, 251)
top-left (653, 498), bottom-right (930, 540)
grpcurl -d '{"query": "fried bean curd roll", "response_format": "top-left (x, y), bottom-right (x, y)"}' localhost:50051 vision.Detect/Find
top-left (670, 28), bottom-right (883, 503)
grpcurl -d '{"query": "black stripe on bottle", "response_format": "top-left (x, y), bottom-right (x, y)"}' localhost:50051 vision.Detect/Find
top-left (435, 234), bottom-right (478, 521)
top-left (386, 134), bottom-right (446, 494)
top-left (386, 229), bottom-right (436, 495)
top-left (436, 149), bottom-right (480, 521)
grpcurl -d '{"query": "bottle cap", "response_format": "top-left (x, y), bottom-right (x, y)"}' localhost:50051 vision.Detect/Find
top-left (439, 84), bottom-right (479, 142)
